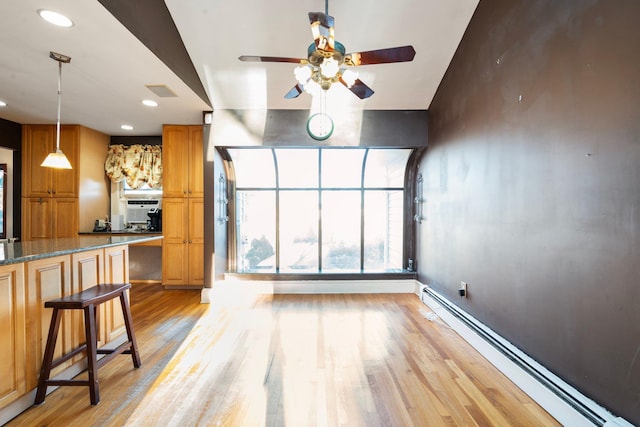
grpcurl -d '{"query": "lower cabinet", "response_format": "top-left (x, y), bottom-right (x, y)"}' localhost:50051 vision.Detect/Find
top-left (103, 245), bottom-right (129, 342)
top-left (25, 255), bottom-right (73, 390)
top-left (0, 263), bottom-right (26, 411)
top-left (162, 198), bottom-right (203, 287)
top-left (0, 246), bottom-right (131, 418)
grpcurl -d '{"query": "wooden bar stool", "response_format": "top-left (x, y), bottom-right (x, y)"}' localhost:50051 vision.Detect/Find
top-left (34, 283), bottom-right (142, 406)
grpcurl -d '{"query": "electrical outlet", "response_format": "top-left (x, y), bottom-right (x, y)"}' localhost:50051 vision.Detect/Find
top-left (459, 281), bottom-right (467, 297)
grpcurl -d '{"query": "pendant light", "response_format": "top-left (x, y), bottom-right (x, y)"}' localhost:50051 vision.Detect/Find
top-left (41, 51), bottom-right (72, 169)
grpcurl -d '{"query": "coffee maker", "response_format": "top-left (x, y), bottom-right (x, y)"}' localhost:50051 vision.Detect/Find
top-left (147, 208), bottom-right (162, 232)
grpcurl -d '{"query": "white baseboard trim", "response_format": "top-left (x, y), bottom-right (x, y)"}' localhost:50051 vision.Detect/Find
top-left (201, 287), bottom-right (213, 303)
top-left (415, 281), bottom-right (634, 427)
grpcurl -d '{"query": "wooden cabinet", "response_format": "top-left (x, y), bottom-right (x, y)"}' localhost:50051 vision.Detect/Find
top-left (71, 249), bottom-right (105, 350)
top-left (22, 197), bottom-right (79, 240)
top-left (0, 243), bottom-right (138, 422)
top-left (25, 255), bottom-right (73, 390)
top-left (22, 125), bottom-right (78, 198)
top-left (22, 124), bottom-right (109, 240)
top-left (0, 263), bottom-right (26, 411)
top-left (162, 125), bottom-right (204, 288)
top-left (162, 125), bottom-right (203, 198)
top-left (162, 198), bottom-right (203, 287)
top-left (103, 245), bottom-right (129, 342)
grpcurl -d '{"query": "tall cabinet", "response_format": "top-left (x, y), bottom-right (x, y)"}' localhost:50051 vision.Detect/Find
top-left (22, 124), bottom-right (110, 240)
top-left (162, 125), bottom-right (204, 288)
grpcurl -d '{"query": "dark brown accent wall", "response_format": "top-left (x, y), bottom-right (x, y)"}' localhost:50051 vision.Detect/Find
top-left (0, 117), bottom-right (22, 237)
top-left (214, 109), bottom-right (428, 147)
top-left (419, 0), bottom-right (640, 423)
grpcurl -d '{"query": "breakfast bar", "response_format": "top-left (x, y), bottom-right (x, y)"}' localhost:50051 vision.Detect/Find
top-left (0, 235), bottom-right (162, 424)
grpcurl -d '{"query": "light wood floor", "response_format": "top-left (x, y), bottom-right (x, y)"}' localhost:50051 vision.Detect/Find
top-left (7, 283), bottom-right (560, 426)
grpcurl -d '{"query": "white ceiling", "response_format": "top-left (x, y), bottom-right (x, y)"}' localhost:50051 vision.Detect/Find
top-left (0, 0), bottom-right (478, 136)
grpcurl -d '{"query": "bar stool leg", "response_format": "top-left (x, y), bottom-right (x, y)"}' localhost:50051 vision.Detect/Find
top-left (84, 304), bottom-right (100, 405)
top-left (119, 291), bottom-right (142, 368)
top-left (35, 307), bottom-right (62, 405)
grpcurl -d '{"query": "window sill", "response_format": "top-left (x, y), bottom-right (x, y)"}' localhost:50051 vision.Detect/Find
top-left (224, 270), bottom-right (417, 281)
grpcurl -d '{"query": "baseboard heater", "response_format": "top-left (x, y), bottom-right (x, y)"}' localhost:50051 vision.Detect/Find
top-left (420, 286), bottom-right (608, 426)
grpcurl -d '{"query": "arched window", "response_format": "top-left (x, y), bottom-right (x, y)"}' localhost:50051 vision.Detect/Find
top-left (227, 147), bottom-right (412, 273)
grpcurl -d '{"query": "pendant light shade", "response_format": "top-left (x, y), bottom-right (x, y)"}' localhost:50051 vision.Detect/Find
top-left (41, 51), bottom-right (72, 169)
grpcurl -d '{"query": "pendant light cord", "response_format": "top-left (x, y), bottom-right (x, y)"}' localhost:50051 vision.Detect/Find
top-left (55, 60), bottom-right (62, 151)
top-left (325, 0), bottom-right (328, 15)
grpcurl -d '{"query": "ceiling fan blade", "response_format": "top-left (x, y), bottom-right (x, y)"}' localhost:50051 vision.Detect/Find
top-left (339, 78), bottom-right (374, 99)
top-left (238, 55), bottom-right (303, 64)
top-left (345, 45), bottom-right (416, 66)
top-left (284, 84), bottom-right (304, 99)
top-left (308, 12), bottom-right (335, 51)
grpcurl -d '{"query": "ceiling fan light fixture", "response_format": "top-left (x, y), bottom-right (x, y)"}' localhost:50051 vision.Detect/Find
top-left (320, 57), bottom-right (339, 78)
top-left (294, 65), bottom-right (312, 84)
top-left (305, 78), bottom-right (322, 96)
top-left (341, 69), bottom-right (358, 88)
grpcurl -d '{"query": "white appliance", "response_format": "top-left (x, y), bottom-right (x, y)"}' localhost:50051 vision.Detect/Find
top-left (126, 199), bottom-right (160, 224)
top-left (111, 214), bottom-right (124, 231)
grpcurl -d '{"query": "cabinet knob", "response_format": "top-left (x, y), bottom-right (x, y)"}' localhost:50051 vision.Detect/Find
top-left (183, 240), bottom-right (187, 244)
top-left (47, 189), bottom-right (52, 194)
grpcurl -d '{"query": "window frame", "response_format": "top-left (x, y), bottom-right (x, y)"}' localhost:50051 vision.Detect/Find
top-left (223, 146), bottom-right (418, 277)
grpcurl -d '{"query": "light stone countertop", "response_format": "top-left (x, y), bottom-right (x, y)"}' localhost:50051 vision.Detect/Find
top-left (0, 235), bottom-right (163, 265)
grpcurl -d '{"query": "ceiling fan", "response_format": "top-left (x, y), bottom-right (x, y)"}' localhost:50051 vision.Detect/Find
top-left (239, 9), bottom-right (416, 100)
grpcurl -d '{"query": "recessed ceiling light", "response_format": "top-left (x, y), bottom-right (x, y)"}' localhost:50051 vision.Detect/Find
top-left (121, 125), bottom-right (134, 131)
top-left (0, 101), bottom-right (6, 107)
top-left (38, 9), bottom-right (74, 28)
top-left (142, 99), bottom-right (158, 107)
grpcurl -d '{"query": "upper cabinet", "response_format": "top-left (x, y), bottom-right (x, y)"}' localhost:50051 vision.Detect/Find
top-left (162, 125), bottom-right (203, 198)
top-left (21, 124), bottom-right (110, 240)
top-left (22, 125), bottom-right (78, 198)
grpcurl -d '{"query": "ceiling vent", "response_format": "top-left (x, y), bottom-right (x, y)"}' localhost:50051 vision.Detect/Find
top-left (145, 84), bottom-right (177, 97)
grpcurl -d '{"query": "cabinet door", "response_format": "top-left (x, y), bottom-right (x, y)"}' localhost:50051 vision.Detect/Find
top-left (26, 255), bottom-right (72, 390)
top-left (104, 245), bottom-right (129, 343)
top-left (71, 250), bottom-right (105, 350)
top-left (0, 263), bottom-right (26, 410)
top-left (188, 126), bottom-right (204, 198)
top-left (22, 125), bottom-right (78, 198)
top-left (22, 198), bottom-right (78, 241)
top-left (22, 125), bottom-right (53, 197)
top-left (188, 198), bottom-right (204, 285)
top-left (162, 125), bottom-right (189, 197)
top-left (22, 197), bottom-right (52, 240)
top-left (162, 198), bottom-right (189, 286)
top-left (52, 198), bottom-right (79, 238)
top-left (51, 125), bottom-right (79, 198)
top-left (163, 198), bottom-right (188, 243)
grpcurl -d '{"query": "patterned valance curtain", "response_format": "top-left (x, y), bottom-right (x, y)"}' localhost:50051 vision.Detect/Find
top-left (104, 144), bottom-right (162, 189)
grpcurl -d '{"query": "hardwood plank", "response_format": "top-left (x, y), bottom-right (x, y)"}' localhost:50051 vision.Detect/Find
top-left (6, 285), bottom-right (560, 426)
